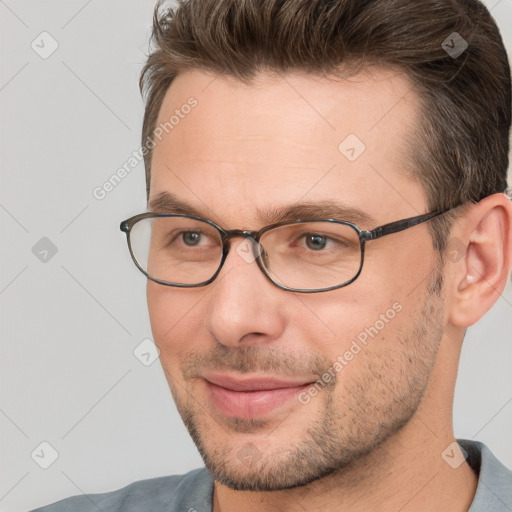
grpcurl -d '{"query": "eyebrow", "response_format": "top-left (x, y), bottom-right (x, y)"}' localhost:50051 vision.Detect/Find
top-left (149, 191), bottom-right (376, 228)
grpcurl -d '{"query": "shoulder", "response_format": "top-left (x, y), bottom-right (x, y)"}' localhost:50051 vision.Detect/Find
top-left (458, 439), bottom-right (512, 512)
top-left (29, 468), bottom-right (213, 512)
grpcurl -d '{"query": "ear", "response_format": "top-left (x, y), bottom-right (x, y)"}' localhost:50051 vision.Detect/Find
top-left (448, 192), bottom-right (512, 328)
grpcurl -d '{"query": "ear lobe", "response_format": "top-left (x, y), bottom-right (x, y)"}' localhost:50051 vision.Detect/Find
top-left (449, 196), bottom-right (512, 328)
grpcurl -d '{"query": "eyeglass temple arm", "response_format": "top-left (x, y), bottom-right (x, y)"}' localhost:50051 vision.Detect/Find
top-left (360, 208), bottom-right (452, 242)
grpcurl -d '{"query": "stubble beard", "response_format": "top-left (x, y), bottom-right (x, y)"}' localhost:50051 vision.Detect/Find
top-left (168, 269), bottom-right (445, 491)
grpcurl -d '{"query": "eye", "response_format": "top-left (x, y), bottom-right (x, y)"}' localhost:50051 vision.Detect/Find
top-left (181, 231), bottom-right (202, 246)
top-left (300, 232), bottom-right (342, 251)
top-left (164, 229), bottom-right (214, 250)
top-left (305, 234), bottom-right (328, 250)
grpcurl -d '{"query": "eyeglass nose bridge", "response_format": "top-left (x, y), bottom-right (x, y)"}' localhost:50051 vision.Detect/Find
top-left (219, 229), bottom-right (268, 266)
top-left (221, 228), bottom-right (259, 241)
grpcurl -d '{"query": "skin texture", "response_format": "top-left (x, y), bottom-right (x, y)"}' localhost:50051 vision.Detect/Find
top-left (146, 68), bottom-right (512, 511)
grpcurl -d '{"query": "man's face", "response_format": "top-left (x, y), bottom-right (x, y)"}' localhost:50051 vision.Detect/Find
top-left (147, 68), bottom-right (446, 490)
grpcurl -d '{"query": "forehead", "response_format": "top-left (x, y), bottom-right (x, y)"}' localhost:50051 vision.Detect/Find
top-left (150, 68), bottom-right (426, 228)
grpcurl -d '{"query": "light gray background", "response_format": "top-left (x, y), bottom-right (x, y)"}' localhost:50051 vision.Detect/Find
top-left (1, 1), bottom-right (511, 511)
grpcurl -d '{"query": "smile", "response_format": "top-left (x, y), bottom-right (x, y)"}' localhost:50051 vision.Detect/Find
top-left (202, 373), bottom-right (315, 418)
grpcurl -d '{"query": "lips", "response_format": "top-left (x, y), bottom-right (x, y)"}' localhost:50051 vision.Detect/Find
top-left (202, 373), bottom-right (315, 419)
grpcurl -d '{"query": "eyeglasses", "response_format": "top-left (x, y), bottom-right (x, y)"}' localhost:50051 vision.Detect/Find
top-left (120, 208), bottom-right (453, 293)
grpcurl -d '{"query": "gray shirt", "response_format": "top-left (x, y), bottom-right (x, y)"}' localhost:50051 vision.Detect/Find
top-left (30, 440), bottom-right (511, 511)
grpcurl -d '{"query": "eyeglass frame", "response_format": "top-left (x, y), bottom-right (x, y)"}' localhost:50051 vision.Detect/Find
top-left (120, 207), bottom-right (454, 293)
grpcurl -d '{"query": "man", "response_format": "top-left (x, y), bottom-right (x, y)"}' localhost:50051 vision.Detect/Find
top-left (33, 0), bottom-right (512, 510)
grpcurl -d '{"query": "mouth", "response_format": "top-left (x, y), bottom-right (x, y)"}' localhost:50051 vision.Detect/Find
top-left (202, 373), bottom-right (315, 419)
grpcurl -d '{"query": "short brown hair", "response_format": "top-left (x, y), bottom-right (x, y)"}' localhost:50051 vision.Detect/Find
top-left (140, 0), bottom-right (511, 252)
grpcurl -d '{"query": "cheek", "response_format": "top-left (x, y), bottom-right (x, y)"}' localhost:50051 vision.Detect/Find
top-left (292, 282), bottom-right (403, 357)
top-left (363, 234), bottom-right (435, 297)
top-left (147, 282), bottom-right (208, 362)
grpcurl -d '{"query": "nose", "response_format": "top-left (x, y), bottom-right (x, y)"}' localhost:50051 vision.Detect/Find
top-left (204, 237), bottom-right (286, 348)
